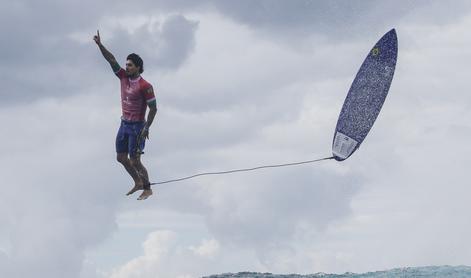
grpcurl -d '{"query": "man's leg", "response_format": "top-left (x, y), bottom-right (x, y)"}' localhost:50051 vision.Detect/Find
top-left (130, 155), bottom-right (153, 200)
top-left (135, 157), bottom-right (150, 184)
top-left (117, 153), bottom-right (144, 195)
top-left (116, 121), bottom-right (145, 195)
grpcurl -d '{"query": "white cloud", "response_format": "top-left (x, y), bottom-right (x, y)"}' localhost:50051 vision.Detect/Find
top-left (110, 230), bottom-right (177, 278)
top-left (110, 230), bottom-right (222, 278)
top-left (189, 239), bottom-right (220, 258)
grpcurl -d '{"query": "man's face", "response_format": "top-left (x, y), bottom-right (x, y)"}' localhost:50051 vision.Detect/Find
top-left (125, 59), bottom-right (139, 76)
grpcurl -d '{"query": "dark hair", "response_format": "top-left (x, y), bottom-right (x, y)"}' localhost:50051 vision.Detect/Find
top-left (127, 53), bottom-right (144, 73)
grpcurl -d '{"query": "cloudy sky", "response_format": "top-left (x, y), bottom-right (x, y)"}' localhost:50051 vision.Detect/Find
top-left (1, 1), bottom-right (471, 277)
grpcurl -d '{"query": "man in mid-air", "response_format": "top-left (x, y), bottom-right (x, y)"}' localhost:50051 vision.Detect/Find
top-left (93, 30), bottom-right (157, 200)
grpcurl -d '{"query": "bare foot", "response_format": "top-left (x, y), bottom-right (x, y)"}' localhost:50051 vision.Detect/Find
top-left (126, 183), bottom-right (143, 196)
top-left (137, 189), bottom-right (153, 200)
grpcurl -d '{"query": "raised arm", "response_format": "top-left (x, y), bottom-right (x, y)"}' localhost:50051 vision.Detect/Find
top-left (93, 30), bottom-right (121, 73)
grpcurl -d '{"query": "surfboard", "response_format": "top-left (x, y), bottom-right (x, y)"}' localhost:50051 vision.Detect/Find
top-left (332, 29), bottom-right (398, 161)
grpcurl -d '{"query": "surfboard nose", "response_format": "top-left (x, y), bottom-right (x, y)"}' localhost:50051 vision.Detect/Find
top-left (384, 28), bottom-right (398, 44)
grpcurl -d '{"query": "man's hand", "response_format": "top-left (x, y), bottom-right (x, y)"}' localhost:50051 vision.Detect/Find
top-left (93, 30), bottom-right (101, 45)
top-left (94, 30), bottom-right (119, 69)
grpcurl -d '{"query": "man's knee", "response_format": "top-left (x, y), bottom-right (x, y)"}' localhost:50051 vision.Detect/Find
top-left (129, 157), bottom-right (141, 168)
top-left (117, 153), bottom-right (129, 164)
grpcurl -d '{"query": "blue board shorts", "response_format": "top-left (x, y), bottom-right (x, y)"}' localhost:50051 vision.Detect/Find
top-left (116, 119), bottom-right (146, 157)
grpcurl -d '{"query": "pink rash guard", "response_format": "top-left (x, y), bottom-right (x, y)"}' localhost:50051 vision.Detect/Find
top-left (115, 68), bottom-right (156, 122)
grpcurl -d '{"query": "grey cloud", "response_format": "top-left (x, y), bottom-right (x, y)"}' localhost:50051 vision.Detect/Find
top-left (208, 0), bottom-right (471, 38)
top-left (0, 0), bottom-right (107, 64)
top-left (1, 1), bottom-right (198, 105)
top-left (3, 0), bottom-right (468, 105)
top-left (138, 0), bottom-right (471, 45)
top-left (108, 14), bottom-right (199, 71)
top-left (158, 15), bottom-right (199, 69)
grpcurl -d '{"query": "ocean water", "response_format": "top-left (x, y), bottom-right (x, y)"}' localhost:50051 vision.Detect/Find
top-left (203, 265), bottom-right (471, 278)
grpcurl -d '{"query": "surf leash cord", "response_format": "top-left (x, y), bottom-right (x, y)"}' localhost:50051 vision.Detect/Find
top-left (149, 156), bottom-right (335, 185)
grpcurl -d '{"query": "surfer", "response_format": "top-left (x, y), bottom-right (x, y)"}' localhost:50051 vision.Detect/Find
top-left (93, 30), bottom-right (157, 200)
